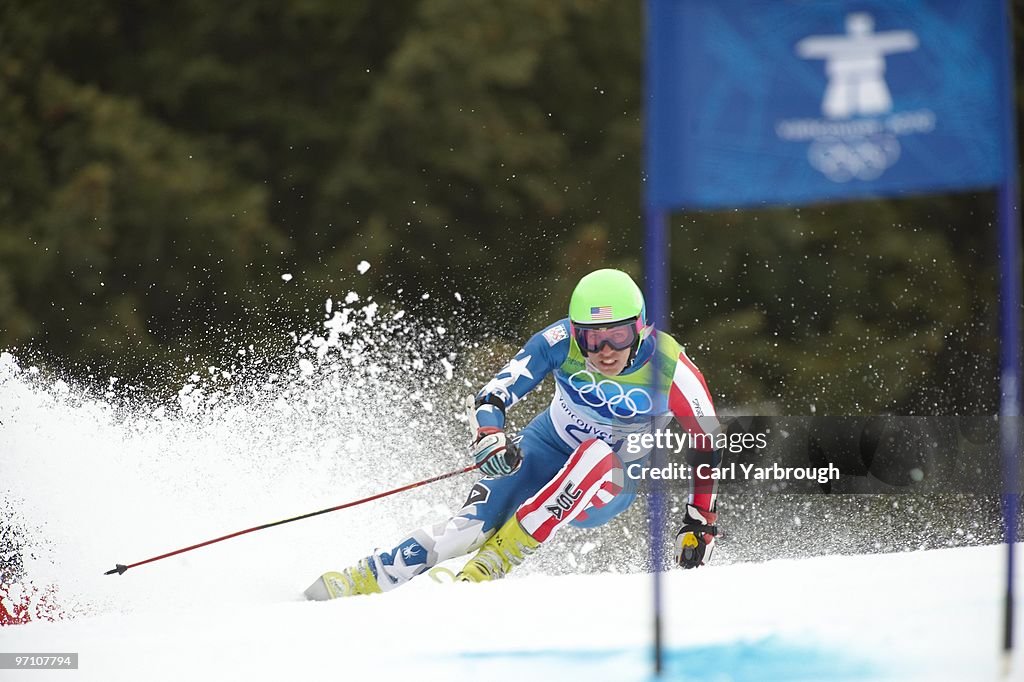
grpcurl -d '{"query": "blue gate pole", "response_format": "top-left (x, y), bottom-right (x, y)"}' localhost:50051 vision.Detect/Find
top-left (999, 180), bottom-right (1021, 659)
top-left (645, 207), bottom-right (669, 676)
top-left (998, 0), bottom-right (1021, 660)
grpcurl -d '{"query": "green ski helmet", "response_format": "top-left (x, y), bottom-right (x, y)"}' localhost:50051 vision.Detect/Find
top-left (568, 269), bottom-right (647, 365)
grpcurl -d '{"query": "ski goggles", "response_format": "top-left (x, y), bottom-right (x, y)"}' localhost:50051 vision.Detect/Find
top-left (572, 318), bottom-right (640, 355)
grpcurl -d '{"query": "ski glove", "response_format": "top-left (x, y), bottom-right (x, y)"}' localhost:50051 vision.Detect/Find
top-left (674, 504), bottom-right (718, 569)
top-left (471, 427), bottom-right (522, 478)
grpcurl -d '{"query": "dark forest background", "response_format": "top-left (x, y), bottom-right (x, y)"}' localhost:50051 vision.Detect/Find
top-left (1, 1), bottom-right (1021, 415)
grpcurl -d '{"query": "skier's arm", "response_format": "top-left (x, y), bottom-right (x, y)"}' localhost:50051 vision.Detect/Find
top-left (473, 322), bottom-right (567, 430)
top-left (469, 322), bottom-right (568, 476)
top-left (667, 350), bottom-right (722, 568)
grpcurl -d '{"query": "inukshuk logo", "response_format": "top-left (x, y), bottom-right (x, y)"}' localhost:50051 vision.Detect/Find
top-left (776, 13), bottom-right (934, 183)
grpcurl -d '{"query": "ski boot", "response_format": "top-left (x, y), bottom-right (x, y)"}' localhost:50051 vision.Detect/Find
top-left (304, 557), bottom-right (382, 600)
top-left (457, 516), bottom-right (539, 583)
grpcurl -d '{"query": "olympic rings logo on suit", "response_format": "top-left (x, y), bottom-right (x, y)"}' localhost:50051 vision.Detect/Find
top-left (568, 370), bottom-right (653, 418)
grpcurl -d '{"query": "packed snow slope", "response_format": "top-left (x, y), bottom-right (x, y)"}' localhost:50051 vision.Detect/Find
top-left (3, 544), bottom-right (1024, 681)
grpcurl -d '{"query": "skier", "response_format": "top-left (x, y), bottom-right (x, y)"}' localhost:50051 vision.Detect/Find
top-left (306, 268), bottom-right (722, 600)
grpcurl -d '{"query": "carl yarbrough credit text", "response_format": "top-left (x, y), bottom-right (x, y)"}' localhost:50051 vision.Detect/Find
top-left (625, 461), bottom-right (841, 484)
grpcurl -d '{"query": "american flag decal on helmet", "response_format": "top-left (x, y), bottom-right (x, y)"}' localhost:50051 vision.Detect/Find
top-left (590, 306), bottom-right (613, 321)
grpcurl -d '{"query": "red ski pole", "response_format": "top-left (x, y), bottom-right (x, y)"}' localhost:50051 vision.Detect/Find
top-left (104, 462), bottom-right (480, 576)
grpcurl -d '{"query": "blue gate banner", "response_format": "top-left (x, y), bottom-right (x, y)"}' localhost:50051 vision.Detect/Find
top-left (646, 0), bottom-right (1011, 210)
